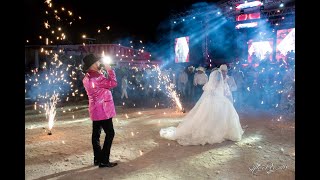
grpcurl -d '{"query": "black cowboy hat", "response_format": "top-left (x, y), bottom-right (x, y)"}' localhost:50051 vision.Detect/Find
top-left (82, 54), bottom-right (99, 72)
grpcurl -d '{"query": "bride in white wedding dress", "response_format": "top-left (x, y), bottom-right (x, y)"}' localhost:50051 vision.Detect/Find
top-left (160, 69), bottom-right (244, 145)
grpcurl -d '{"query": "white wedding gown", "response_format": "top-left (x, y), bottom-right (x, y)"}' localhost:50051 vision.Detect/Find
top-left (160, 70), bottom-right (244, 145)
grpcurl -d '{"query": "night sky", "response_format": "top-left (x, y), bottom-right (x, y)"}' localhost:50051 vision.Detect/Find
top-left (24, 0), bottom-right (217, 45)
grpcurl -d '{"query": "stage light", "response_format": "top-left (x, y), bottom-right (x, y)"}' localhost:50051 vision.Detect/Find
top-left (217, 12), bottom-right (221, 14)
top-left (235, 22), bottom-right (258, 29)
top-left (174, 21), bottom-right (176, 23)
top-left (182, 19), bottom-right (185, 21)
top-left (230, 7), bottom-right (232, 9)
top-left (280, 2), bottom-right (284, 7)
top-left (193, 17), bottom-right (195, 19)
top-left (236, 1), bottom-right (263, 10)
top-left (102, 56), bottom-right (112, 64)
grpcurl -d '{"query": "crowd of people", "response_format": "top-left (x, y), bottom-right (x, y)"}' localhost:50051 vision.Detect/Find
top-left (99, 54), bottom-right (295, 117)
top-left (25, 51), bottom-right (295, 117)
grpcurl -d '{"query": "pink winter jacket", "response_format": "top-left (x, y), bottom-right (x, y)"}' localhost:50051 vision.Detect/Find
top-left (82, 69), bottom-right (117, 121)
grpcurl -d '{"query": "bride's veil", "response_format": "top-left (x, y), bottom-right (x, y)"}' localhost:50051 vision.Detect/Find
top-left (203, 69), bottom-right (224, 94)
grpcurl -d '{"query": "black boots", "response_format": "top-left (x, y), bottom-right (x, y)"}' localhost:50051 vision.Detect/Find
top-left (99, 162), bottom-right (118, 168)
top-left (94, 160), bottom-right (100, 166)
top-left (95, 156), bottom-right (117, 168)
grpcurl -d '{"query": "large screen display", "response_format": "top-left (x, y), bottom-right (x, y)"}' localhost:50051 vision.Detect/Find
top-left (174, 36), bottom-right (189, 63)
top-left (236, 1), bottom-right (263, 10)
top-left (276, 28), bottom-right (295, 62)
top-left (236, 12), bottom-right (260, 22)
top-left (235, 22), bottom-right (258, 29)
top-left (247, 39), bottom-right (273, 64)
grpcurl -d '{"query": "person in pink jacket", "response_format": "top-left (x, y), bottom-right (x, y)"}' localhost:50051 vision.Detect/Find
top-left (82, 54), bottom-right (118, 168)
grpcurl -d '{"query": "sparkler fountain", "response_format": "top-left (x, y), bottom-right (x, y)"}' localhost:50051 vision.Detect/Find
top-left (154, 65), bottom-right (185, 113)
top-left (25, 51), bottom-right (80, 135)
top-left (45, 92), bottom-right (59, 135)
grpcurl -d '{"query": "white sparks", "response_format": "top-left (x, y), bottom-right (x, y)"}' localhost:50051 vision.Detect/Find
top-left (44, 21), bottom-right (50, 29)
top-left (45, 93), bottom-right (59, 131)
top-left (44, 0), bottom-right (51, 5)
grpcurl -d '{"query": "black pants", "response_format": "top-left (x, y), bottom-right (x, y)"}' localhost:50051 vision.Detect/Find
top-left (92, 118), bottom-right (115, 163)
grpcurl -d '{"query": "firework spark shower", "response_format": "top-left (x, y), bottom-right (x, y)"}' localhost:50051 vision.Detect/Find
top-left (46, 92), bottom-right (59, 135)
top-left (154, 66), bottom-right (183, 111)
